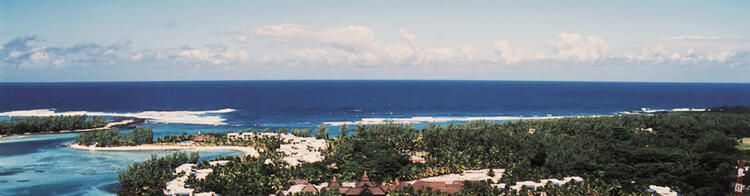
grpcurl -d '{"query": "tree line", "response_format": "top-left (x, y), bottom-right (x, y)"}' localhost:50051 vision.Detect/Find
top-left (316, 112), bottom-right (749, 195)
top-left (118, 152), bottom-right (199, 195)
top-left (0, 115), bottom-right (106, 135)
top-left (74, 127), bottom-right (154, 146)
top-left (117, 112), bottom-right (750, 195)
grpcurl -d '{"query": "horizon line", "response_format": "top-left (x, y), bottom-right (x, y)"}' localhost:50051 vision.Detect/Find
top-left (2, 79), bottom-right (750, 84)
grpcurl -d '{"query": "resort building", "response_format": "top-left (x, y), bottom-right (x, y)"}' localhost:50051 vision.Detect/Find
top-left (226, 132), bottom-right (328, 166)
top-left (164, 161), bottom-right (229, 196)
top-left (284, 169), bottom-right (504, 195)
top-left (499, 176), bottom-right (584, 191)
top-left (226, 132), bottom-right (258, 140)
top-left (647, 185), bottom-right (680, 196)
top-left (286, 172), bottom-right (406, 195)
top-left (192, 131), bottom-right (214, 142)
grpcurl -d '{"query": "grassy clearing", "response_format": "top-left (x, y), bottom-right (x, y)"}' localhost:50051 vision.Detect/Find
top-left (737, 137), bottom-right (750, 151)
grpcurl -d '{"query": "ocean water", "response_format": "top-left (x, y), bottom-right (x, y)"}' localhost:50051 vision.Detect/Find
top-left (1, 80), bottom-right (750, 195)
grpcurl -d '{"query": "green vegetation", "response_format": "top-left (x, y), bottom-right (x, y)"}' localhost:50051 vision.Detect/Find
top-left (326, 124), bottom-right (420, 183)
top-left (118, 152), bottom-right (199, 195)
top-left (315, 123), bottom-right (328, 139)
top-left (153, 130), bottom-right (283, 151)
top-left (0, 115), bottom-right (106, 135)
top-left (709, 105), bottom-right (750, 114)
top-left (187, 136), bottom-right (289, 195)
top-left (292, 128), bottom-right (312, 137)
top-left (188, 152), bottom-right (291, 195)
top-left (74, 127), bottom-right (154, 146)
top-left (118, 112), bottom-right (750, 195)
top-left (339, 124), bottom-right (349, 137)
top-left (320, 112), bottom-right (749, 194)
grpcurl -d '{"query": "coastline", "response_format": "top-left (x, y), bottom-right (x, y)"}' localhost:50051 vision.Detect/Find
top-left (0, 118), bottom-right (143, 139)
top-left (68, 143), bottom-right (259, 156)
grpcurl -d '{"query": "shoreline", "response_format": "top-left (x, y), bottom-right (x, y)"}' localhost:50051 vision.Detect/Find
top-left (0, 118), bottom-right (142, 139)
top-left (68, 143), bottom-right (259, 156)
top-left (322, 107), bottom-right (710, 126)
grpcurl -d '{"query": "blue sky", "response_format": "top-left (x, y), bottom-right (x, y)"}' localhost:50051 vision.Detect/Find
top-left (1, 0), bottom-right (749, 82)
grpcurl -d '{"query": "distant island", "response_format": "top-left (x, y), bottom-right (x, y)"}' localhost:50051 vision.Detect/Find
top-left (0, 115), bottom-right (141, 137)
top-left (60, 106), bottom-right (750, 195)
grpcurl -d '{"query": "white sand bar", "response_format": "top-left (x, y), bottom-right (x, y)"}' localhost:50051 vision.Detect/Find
top-left (69, 144), bottom-right (259, 156)
top-left (323, 115), bottom-right (607, 126)
top-left (0, 108), bottom-right (234, 125)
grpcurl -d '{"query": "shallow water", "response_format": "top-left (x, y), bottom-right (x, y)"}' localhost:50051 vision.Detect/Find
top-left (2, 80), bottom-right (750, 195)
top-left (0, 126), bottom-right (244, 196)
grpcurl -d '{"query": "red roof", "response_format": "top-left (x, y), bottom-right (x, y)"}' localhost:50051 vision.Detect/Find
top-left (355, 171), bottom-right (375, 187)
top-left (301, 184), bottom-right (318, 193)
top-left (410, 180), bottom-right (464, 194)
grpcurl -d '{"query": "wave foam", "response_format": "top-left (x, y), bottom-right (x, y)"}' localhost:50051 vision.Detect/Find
top-left (0, 108), bottom-right (235, 125)
top-left (322, 115), bottom-right (601, 126)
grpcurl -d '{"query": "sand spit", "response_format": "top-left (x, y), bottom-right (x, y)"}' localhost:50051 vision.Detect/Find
top-left (60, 119), bottom-right (139, 133)
top-left (68, 143), bottom-right (259, 156)
top-left (0, 118), bottom-right (141, 139)
top-left (0, 108), bottom-right (234, 125)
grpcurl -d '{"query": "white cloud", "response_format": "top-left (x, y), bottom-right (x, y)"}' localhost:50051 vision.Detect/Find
top-left (1, 35), bottom-right (133, 69)
top-left (493, 40), bottom-right (531, 63)
top-left (398, 28), bottom-right (419, 48)
top-left (252, 25), bottom-right (482, 66)
top-left (8, 50), bottom-right (22, 58)
top-left (549, 33), bottom-right (609, 62)
top-left (663, 35), bottom-right (721, 41)
top-left (4, 28), bottom-right (748, 73)
top-left (131, 53), bottom-right (144, 61)
top-left (625, 36), bottom-right (750, 65)
top-left (255, 24), bottom-right (376, 48)
top-left (234, 35), bottom-right (248, 42)
top-left (176, 46), bottom-right (248, 65)
top-left (29, 49), bottom-right (50, 64)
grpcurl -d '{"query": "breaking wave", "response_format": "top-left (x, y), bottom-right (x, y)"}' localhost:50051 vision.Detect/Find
top-left (0, 108), bottom-right (235, 126)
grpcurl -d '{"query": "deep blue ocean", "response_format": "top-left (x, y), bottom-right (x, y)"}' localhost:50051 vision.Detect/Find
top-left (1, 80), bottom-right (750, 195)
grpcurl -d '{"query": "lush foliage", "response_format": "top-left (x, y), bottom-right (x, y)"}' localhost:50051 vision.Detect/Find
top-left (74, 127), bottom-right (154, 146)
top-left (155, 130), bottom-right (284, 151)
top-left (319, 113), bottom-right (748, 195)
top-left (156, 132), bottom-right (193, 143)
top-left (118, 152), bottom-right (199, 195)
top-left (709, 105), bottom-right (750, 114)
top-left (188, 152), bottom-right (291, 195)
top-left (315, 123), bottom-right (328, 139)
top-left (292, 128), bottom-right (312, 137)
top-left (325, 124), bottom-right (421, 182)
top-left (389, 180), bottom-right (646, 195)
top-left (119, 112), bottom-right (750, 195)
top-left (0, 115), bottom-right (106, 135)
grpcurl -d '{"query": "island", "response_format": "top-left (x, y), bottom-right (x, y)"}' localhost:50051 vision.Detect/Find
top-left (0, 114), bottom-right (141, 138)
top-left (65, 106), bottom-right (750, 195)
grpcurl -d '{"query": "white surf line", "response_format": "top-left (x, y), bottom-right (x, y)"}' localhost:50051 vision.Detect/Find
top-left (0, 108), bottom-right (235, 125)
top-left (57, 119), bottom-right (137, 133)
top-left (322, 115), bottom-right (607, 126)
top-left (325, 107), bottom-right (711, 126)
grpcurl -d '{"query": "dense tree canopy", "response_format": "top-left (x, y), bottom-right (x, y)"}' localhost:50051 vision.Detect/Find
top-left (118, 152), bottom-right (199, 195)
top-left (75, 127), bottom-right (154, 146)
top-left (0, 115), bottom-right (106, 135)
top-left (117, 111), bottom-right (750, 195)
top-left (321, 112), bottom-right (749, 195)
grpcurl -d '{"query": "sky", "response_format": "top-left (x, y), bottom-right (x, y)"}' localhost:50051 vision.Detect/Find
top-left (1, 0), bottom-right (749, 82)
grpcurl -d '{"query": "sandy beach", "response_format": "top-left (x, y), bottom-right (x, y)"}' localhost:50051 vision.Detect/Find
top-left (68, 143), bottom-right (259, 156)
